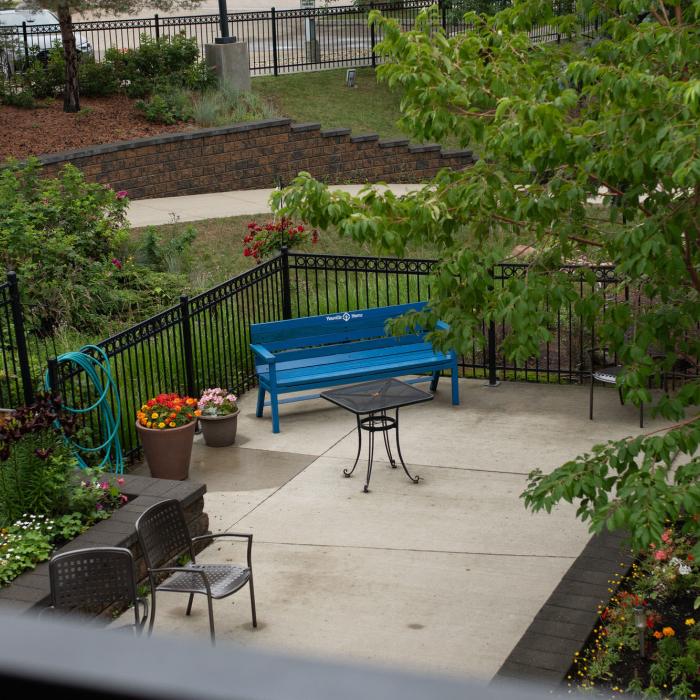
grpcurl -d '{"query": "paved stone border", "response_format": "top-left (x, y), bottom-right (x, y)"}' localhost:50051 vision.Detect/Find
top-left (0, 474), bottom-right (208, 614)
top-left (493, 529), bottom-right (634, 685)
top-left (35, 119), bottom-right (475, 200)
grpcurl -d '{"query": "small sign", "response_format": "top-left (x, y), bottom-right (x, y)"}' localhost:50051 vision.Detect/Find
top-left (300, 0), bottom-right (315, 7)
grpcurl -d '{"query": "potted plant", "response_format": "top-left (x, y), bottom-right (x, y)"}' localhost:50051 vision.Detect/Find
top-left (135, 393), bottom-right (201, 480)
top-left (197, 388), bottom-right (239, 447)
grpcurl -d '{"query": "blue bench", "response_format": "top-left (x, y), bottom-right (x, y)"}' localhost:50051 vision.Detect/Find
top-left (250, 301), bottom-right (459, 433)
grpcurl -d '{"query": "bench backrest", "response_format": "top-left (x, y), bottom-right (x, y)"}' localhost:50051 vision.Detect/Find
top-left (250, 302), bottom-right (428, 354)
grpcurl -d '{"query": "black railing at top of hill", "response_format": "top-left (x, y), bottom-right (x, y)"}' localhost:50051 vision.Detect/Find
top-left (0, 0), bottom-right (600, 81)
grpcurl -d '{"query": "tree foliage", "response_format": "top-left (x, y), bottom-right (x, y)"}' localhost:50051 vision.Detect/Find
top-left (274, 0), bottom-right (700, 553)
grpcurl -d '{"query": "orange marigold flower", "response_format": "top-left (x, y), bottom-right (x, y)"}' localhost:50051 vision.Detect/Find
top-left (653, 631), bottom-right (663, 639)
top-left (662, 627), bottom-right (675, 637)
top-left (194, 409), bottom-right (202, 416)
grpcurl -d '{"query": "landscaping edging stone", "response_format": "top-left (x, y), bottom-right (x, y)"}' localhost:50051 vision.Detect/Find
top-left (493, 529), bottom-right (634, 686)
top-left (36, 119), bottom-right (475, 200)
top-left (0, 474), bottom-right (208, 614)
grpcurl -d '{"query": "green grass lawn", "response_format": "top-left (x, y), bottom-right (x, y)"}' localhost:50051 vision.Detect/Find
top-left (130, 211), bottom-right (444, 295)
top-left (252, 67), bottom-right (408, 140)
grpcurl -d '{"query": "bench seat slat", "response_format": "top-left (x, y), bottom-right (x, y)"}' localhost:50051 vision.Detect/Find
top-left (258, 350), bottom-right (453, 387)
top-left (258, 341), bottom-right (440, 374)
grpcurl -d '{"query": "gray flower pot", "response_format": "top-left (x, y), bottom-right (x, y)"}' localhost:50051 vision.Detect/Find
top-left (198, 412), bottom-right (238, 447)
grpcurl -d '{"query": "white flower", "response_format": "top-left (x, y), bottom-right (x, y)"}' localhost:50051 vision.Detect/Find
top-left (670, 557), bottom-right (682, 567)
top-left (679, 564), bottom-right (692, 575)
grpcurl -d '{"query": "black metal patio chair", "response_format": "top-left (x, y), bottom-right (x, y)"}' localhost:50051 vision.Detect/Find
top-left (134, 498), bottom-right (256, 644)
top-left (47, 546), bottom-right (148, 633)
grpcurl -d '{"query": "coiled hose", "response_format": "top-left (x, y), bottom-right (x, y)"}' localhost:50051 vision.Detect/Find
top-left (44, 345), bottom-right (124, 475)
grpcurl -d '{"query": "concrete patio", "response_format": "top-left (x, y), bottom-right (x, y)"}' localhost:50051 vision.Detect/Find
top-left (133, 378), bottom-right (664, 681)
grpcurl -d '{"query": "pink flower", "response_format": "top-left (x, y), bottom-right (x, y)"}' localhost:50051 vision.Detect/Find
top-left (115, 190), bottom-right (128, 200)
top-left (120, 494), bottom-right (128, 503)
top-left (654, 550), bottom-right (668, 561)
top-left (661, 531), bottom-right (671, 543)
top-left (100, 481), bottom-right (110, 490)
top-left (111, 258), bottom-right (122, 270)
top-left (95, 503), bottom-right (103, 511)
top-left (117, 477), bottom-right (125, 485)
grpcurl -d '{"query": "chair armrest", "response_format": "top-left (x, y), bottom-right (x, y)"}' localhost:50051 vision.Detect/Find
top-left (147, 565), bottom-right (213, 596)
top-left (192, 533), bottom-right (253, 568)
top-left (135, 596), bottom-right (149, 628)
top-left (251, 344), bottom-right (276, 364)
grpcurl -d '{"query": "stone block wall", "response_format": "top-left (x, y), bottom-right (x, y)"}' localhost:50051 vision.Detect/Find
top-left (37, 118), bottom-right (475, 200)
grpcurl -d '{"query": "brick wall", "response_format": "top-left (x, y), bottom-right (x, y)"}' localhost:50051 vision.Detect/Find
top-left (38, 118), bottom-right (475, 200)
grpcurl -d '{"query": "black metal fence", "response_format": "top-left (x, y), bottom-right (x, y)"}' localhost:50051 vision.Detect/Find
top-left (0, 0), bottom-right (598, 79)
top-left (1, 253), bottom-right (646, 460)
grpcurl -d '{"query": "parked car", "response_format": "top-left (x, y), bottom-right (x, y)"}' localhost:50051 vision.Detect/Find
top-left (0, 8), bottom-right (92, 77)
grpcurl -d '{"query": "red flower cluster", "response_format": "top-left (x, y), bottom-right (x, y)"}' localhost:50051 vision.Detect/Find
top-left (243, 218), bottom-right (319, 263)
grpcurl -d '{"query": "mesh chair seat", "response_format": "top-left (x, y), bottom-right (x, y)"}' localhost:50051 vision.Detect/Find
top-left (157, 564), bottom-right (251, 599)
top-left (135, 498), bottom-right (257, 644)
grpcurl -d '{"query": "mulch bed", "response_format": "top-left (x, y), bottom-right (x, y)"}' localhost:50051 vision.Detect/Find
top-left (0, 95), bottom-right (191, 160)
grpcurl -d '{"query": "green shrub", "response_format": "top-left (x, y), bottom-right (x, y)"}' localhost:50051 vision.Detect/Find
top-left (191, 85), bottom-right (274, 127)
top-left (136, 222), bottom-right (197, 274)
top-left (76, 56), bottom-right (119, 97)
top-left (21, 45), bottom-right (64, 99)
top-left (136, 86), bottom-right (193, 124)
top-left (0, 158), bottom-right (130, 334)
top-left (106, 32), bottom-right (215, 97)
top-left (0, 89), bottom-right (36, 109)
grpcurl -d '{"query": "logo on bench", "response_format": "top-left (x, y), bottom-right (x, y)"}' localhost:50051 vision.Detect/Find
top-left (326, 312), bottom-right (364, 322)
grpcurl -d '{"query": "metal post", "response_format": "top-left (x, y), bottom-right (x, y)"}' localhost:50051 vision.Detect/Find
top-left (179, 295), bottom-right (196, 397)
top-left (21, 22), bottom-right (29, 63)
top-left (154, 14), bottom-right (160, 42)
top-left (271, 7), bottom-right (279, 77)
top-left (439, 0), bottom-right (448, 33)
top-left (369, 2), bottom-right (376, 69)
top-left (280, 247), bottom-right (292, 320)
top-left (218, 0), bottom-right (229, 40)
top-left (7, 272), bottom-right (34, 405)
top-left (486, 267), bottom-right (499, 387)
top-left (47, 358), bottom-right (59, 399)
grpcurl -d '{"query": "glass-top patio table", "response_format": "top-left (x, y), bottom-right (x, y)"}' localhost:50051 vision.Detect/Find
top-left (320, 378), bottom-right (434, 493)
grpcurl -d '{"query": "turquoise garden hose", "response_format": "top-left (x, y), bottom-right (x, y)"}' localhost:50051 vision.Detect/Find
top-left (44, 345), bottom-right (124, 475)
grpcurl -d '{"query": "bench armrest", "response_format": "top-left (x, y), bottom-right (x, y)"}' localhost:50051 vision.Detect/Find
top-left (436, 320), bottom-right (450, 331)
top-left (251, 344), bottom-right (276, 364)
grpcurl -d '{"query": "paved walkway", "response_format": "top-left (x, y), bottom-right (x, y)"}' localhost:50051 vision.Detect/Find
top-left (126, 184), bottom-right (421, 227)
top-left (133, 379), bottom-right (665, 680)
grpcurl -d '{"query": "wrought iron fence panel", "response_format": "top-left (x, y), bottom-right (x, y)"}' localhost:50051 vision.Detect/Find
top-left (0, 280), bottom-right (21, 409)
top-left (0, 0), bottom-right (601, 86)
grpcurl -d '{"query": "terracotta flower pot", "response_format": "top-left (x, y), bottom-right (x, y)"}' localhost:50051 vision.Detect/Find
top-left (135, 420), bottom-right (196, 480)
top-left (198, 412), bottom-right (238, 447)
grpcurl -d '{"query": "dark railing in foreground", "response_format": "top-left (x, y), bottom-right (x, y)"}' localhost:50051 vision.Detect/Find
top-left (1, 251), bottom-right (655, 462)
top-left (0, 0), bottom-right (598, 80)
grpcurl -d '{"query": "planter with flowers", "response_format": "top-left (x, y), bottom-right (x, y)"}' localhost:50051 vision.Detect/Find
top-left (135, 393), bottom-right (201, 480)
top-left (197, 388), bottom-right (239, 447)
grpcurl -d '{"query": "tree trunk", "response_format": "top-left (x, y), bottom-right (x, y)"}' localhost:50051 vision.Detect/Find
top-left (57, 3), bottom-right (79, 113)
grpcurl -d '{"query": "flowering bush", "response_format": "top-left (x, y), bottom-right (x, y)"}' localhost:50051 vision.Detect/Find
top-left (243, 217), bottom-right (319, 263)
top-left (198, 388), bottom-right (238, 417)
top-left (571, 524), bottom-right (700, 698)
top-left (137, 393), bottom-right (201, 430)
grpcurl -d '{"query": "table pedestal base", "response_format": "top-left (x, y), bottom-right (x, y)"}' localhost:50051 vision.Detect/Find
top-left (343, 409), bottom-right (419, 493)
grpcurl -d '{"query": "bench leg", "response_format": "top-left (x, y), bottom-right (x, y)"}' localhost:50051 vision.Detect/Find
top-left (256, 386), bottom-right (265, 418)
top-left (451, 364), bottom-right (460, 406)
top-left (271, 394), bottom-right (280, 434)
top-left (430, 371), bottom-right (440, 392)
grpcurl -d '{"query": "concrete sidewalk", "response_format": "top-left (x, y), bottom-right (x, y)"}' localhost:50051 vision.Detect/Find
top-left (126, 184), bottom-right (421, 227)
top-left (133, 379), bottom-right (664, 680)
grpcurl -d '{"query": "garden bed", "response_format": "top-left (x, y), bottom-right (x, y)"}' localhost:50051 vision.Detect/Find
top-left (0, 96), bottom-right (188, 160)
top-left (0, 474), bottom-right (208, 615)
